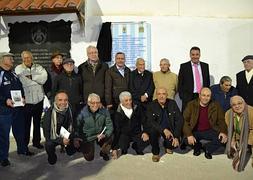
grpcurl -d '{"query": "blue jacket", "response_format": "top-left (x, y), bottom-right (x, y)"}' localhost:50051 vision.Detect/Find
top-left (0, 67), bottom-right (24, 114)
top-left (210, 84), bottom-right (237, 112)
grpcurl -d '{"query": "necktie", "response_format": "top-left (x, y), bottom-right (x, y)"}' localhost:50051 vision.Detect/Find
top-left (193, 63), bottom-right (201, 93)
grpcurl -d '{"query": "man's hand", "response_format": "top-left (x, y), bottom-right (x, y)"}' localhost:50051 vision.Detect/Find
top-left (140, 95), bottom-right (147, 102)
top-left (163, 129), bottom-right (173, 139)
top-left (63, 138), bottom-right (70, 146)
top-left (73, 138), bottom-right (83, 148)
top-left (6, 99), bottom-right (14, 107)
top-left (97, 134), bottom-right (106, 142)
top-left (107, 104), bottom-right (113, 109)
top-left (218, 132), bottom-right (227, 144)
top-left (172, 138), bottom-right (179, 147)
top-left (141, 132), bottom-right (149, 142)
top-left (187, 135), bottom-right (196, 145)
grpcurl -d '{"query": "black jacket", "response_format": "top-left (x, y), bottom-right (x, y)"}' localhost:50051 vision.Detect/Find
top-left (78, 61), bottom-right (108, 105)
top-left (146, 99), bottom-right (183, 139)
top-left (129, 69), bottom-right (154, 105)
top-left (236, 70), bottom-right (253, 106)
top-left (52, 70), bottom-right (83, 105)
top-left (43, 107), bottom-right (74, 144)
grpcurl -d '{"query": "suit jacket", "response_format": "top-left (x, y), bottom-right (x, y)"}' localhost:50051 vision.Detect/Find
top-left (146, 99), bottom-right (183, 138)
top-left (105, 64), bottom-right (130, 107)
top-left (236, 70), bottom-right (253, 106)
top-left (178, 61), bottom-right (210, 103)
top-left (183, 98), bottom-right (227, 137)
top-left (129, 69), bottom-right (154, 105)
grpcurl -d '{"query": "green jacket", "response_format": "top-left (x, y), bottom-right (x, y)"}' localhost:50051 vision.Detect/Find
top-left (76, 106), bottom-right (113, 142)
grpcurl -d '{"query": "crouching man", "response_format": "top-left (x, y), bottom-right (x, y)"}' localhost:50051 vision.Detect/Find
top-left (146, 87), bottom-right (183, 162)
top-left (74, 93), bottom-right (113, 161)
top-left (43, 90), bottom-right (76, 165)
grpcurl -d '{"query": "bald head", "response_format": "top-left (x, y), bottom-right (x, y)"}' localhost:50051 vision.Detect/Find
top-left (199, 87), bottom-right (212, 107)
top-left (156, 87), bottom-right (168, 105)
top-left (230, 95), bottom-right (245, 115)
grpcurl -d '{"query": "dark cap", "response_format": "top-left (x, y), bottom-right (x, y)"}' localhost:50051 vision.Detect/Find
top-left (242, 55), bottom-right (253, 62)
top-left (51, 51), bottom-right (64, 60)
top-left (0, 52), bottom-right (14, 59)
top-left (62, 58), bottom-right (75, 65)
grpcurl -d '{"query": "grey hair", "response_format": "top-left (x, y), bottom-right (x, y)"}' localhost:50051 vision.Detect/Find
top-left (160, 58), bottom-right (170, 64)
top-left (135, 58), bottom-right (145, 66)
top-left (86, 45), bottom-right (98, 53)
top-left (230, 95), bottom-right (245, 106)
top-left (87, 93), bottom-right (100, 102)
top-left (219, 76), bottom-right (232, 85)
top-left (21, 50), bottom-right (33, 59)
top-left (119, 91), bottom-right (132, 103)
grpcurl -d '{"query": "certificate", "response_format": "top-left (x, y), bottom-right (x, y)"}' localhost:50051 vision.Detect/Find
top-left (10, 90), bottom-right (24, 107)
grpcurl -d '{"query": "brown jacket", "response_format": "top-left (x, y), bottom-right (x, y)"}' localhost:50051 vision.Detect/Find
top-left (225, 105), bottom-right (253, 145)
top-left (183, 99), bottom-right (227, 137)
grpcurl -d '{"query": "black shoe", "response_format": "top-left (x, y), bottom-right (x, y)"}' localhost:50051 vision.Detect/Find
top-left (100, 151), bottom-right (109, 161)
top-left (121, 149), bottom-right (128, 155)
top-left (1, 159), bottom-right (10, 167)
top-left (204, 151), bottom-right (212, 159)
top-left (18, 150), bottom-right (35, 156)
top-left (48, 153), bottom-right (57, 165)
top-left (193, 149), bottom-right (201, 156)
top-left (193, 142), bottom-right (202, 156)
top-left (132, 143), bottom-right (144, 155)
top-left (33, 144), bottom-right (44, 149)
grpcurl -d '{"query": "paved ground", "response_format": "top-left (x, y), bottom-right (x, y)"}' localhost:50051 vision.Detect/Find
top-left (0, 137), bottom-right (252, 180)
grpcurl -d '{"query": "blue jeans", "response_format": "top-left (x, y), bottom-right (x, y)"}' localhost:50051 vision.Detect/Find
top-left (0, 108), bottom-right (27, 160)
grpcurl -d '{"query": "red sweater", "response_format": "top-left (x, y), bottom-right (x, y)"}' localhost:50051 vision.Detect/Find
top-left (197, 106), bottom-right (211, 131)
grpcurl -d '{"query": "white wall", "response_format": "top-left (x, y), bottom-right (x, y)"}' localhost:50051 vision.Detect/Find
top-left (1, 0), bottom-right (253, 86)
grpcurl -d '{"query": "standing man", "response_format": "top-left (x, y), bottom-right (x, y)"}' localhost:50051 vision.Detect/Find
top-left (183, 87), bottom-right (227, 159)
top-left (52, 58), bottom-right (83, 123)
top-left (146, 87), bottom-right (183, 162)
top-left (0, 52), bottom-right (32, 167)
top-left (78, 46), bottom-right (109, 105)
top-left (236, 55), bottom-right (253, 106)
top-left (178, 46), bottom-right (210, 112)
top-left (105, 52), bottom-right (131, 111)
top-left (43, 90), bottom-right (76, 165)
top-left (153, 58), bottom-right (178, 100)
top-left (129, 58), bottom-right (154, 108)
top-left (15, 50), bottom-right (47, 149)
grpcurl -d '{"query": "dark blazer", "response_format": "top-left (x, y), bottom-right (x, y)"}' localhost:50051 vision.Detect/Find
top-left (236, 70), bottom-right (253, 106)
top-left (78, 61), bottom-right (109, 105)
top-left (183, 98), bottom-right (227, 137)
top-left (178, 61), bottom-right (210, 110)
top-left (129, 69), bottom-right (155, 105)
top-left (105, 64), bottom-right (130, 107)
top-left (146, 99), bottom-right (183, 139)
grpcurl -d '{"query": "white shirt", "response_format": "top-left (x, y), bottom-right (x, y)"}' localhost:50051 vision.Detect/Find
top-left (245, 68), bottom-right (253, 84)
top-left (191, 61), bottom-right (203, 93)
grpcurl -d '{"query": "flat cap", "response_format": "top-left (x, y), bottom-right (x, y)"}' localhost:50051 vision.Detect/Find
top-left (242, 55), bottom-right (253, 61)
top-left (62, 58), bottom-right (75, 65)
top-left (0, 52), bottom-right (14, 59)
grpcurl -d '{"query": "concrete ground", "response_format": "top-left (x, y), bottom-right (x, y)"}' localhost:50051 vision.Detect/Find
top-left (0, 137), bottom-right (252, 180)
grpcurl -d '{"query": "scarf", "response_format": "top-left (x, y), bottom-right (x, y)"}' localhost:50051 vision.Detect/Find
top-left (50, 102), bottom-right (73, 140)
top-left (225, 105), bottom-right (249, 172)
top-left (120, 104), bottom-right (133, 119)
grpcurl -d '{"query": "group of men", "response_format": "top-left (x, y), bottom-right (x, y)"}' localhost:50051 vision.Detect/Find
top-left (0, 46), bottom-right (252, 171)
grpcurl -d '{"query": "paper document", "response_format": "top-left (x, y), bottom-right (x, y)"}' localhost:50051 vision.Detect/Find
top-left (60, 126), bottom-right (70, 139)
top-left (99, 127), bottom-right (106, 137)
top-left (10, 90), bottom-right (24, 107)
